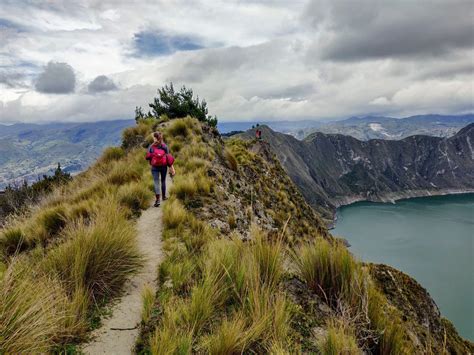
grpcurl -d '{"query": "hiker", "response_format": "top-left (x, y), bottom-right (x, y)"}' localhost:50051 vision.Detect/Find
top-left (145, 132), bottom-right (175, 207)
top-left (256, 129), bottom-right (262, 140)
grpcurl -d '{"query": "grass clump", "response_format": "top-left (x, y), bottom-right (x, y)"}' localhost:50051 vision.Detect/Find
top-left (0, 263), bottom-right (70, 353)
top-left (100, 146), bottom-right (125, 162)
top-left (318, 320), bottom-right (362, 355)
top-left (43, 204), bottom-right (143, 302)
top-left (167, 119), bottom-right (190, 138)
top-left (141, 284), bottom-right (156, 324)
top-left (162, 197), bottom-right (188, 228)
top-left (117, 182), bottom-right (153, 215)
top-left (223, 148), bottom-right (238, 171)
top-left (291, 238), bottom-right (365, 309)
top-left (0, 227), bottom-right (29, 258)
top-left (30, 205), bottom-right (68, 245)
top-left (202, 313), bottom-right (248, 354)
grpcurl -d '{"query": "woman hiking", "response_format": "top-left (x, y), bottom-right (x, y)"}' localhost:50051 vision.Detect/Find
top-left (146, 132), bottom-right (175, 207)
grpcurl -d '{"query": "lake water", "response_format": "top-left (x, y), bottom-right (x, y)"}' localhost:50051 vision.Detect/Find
top-left (332, 193), bottom-right (474, 340)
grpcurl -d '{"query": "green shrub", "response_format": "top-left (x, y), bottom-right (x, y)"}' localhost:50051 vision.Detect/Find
top-left (149, 83), bottom-right (218, 127)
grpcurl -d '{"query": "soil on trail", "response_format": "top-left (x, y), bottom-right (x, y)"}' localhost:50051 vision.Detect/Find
top-left (82, 179), bottom-right (170, 354)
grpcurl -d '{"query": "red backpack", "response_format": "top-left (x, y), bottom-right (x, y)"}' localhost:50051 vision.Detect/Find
top-left (149, 145), bottom-right (167, 167)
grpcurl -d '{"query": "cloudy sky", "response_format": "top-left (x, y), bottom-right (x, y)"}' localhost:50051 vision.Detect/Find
top-left (0, 0), bottom-right (473, 124)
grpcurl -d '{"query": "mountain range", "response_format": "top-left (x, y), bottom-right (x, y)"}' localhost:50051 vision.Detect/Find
top-left (0, 120), bottom-right (134, 189)
top-left (220, 114), bottom-right (474, 140)
top-left (240, 123), bottom-right (474, 221)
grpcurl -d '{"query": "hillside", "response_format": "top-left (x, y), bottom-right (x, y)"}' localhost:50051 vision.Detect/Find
top-left (239, 123), bottom-right (474, 220)
top-left (284, 114), bottom-right (474, 140)
top-left (1, 117), bottom-right (472, 353)
top-left (0, 120), bottom-right (134, 189)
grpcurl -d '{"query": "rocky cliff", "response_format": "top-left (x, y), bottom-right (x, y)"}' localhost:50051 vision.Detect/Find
top-left (240, 123), bottom-right (474, 220)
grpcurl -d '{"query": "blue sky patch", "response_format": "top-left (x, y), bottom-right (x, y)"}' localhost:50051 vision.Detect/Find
top-left (133, 31), bottom-right (204, 56)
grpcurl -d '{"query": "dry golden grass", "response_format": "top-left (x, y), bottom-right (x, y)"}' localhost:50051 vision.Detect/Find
top-left (141, 284), bottom-right (156, 324)
top-left (43, 202), bottom-right (143, 302)
top-left (318, 320), bottom-right (362, 355)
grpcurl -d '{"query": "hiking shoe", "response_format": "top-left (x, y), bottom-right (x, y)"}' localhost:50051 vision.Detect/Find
top-left (163, 196), bottom-right (168, 201)
top-left (154, 200), bottom-right (160, 207)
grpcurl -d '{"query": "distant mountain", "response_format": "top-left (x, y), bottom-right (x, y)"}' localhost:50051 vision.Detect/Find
top-left (217, 120), bottom-right (323, 135)
top-left (240, 123), bottom-right (474, 220)
top-left (0, 120), bottom-right (134, 189)
top-left (289, 114), bottom-right (474, 140)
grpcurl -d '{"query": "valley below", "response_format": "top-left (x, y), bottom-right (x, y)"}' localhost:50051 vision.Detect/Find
top-left (333, 193), bottom-right (474, 340)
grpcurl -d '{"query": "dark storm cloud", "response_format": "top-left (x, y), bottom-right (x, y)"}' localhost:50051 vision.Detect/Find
top-left (306, 0), bottom-right (474, 61)
top-left (35, 61), bottom-right (75, 94)
top-left (133, 31), bottom-right (204, 57)
top-left (88, 75), bottom-right (117, 93)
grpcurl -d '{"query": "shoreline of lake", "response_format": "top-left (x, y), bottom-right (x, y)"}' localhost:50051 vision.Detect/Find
top-left (332, 193), bottom-right (474, 341)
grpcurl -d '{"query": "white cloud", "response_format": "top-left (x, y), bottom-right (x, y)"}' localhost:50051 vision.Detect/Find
top-left (0, 0), bottom-right (472, 123)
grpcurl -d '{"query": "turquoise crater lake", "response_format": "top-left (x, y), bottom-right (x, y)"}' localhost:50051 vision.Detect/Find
top-left (332, 193), bottom-right (474, 340)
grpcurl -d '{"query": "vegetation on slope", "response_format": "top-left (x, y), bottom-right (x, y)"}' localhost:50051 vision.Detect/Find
top-left (0, 164), bottom-right (71, 226)
top-left (1, 83), bottom-right (471, 353)
top-left (0, 118), bottom-right (164, 352)
top-left (134, 117), bottom-right (422, 354)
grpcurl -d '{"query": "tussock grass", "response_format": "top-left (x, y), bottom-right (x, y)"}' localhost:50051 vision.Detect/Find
top-left (30, 204), bottom-right (68, 245)
top-left (117, 181), bottom-right (154, 215)
top-left (107, 163), bottom-right (141, 185)
top-left (141, 284), bottom-right (156, 324)
top-left (170, 168), bottom-right (212, 200)
top-left (167, 119), bottom-right (190, 138)
top-left (0, 227), bottom-right (29, 258)
top-left (100, 146), bottom-right (125, 162)
top-left (122, 121), bottom-right (153, 150)
top-left (162, 197), bottom-right (187, 228)
top-left (0, 262), bottom-right (71, 354)
top-left (225, 138), bottom-right (255, 166)
top-left (223, 148), bottom-right (238, 171)
top-left (318, 320), bottom-right (362, 355)
top-left (150, 327), bottom-right (193, 355)
top-left (291, 238), bottom-right (365, 309)
top-left (43, 204), bottom-right (143, 302)
top-left (203, 313), bottom-right (248, 354)
top-left (159, 256), bottom-right (196, 294)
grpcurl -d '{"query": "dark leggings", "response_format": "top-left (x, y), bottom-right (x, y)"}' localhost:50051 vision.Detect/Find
top-left (151, 167), bottom-right (167, 196)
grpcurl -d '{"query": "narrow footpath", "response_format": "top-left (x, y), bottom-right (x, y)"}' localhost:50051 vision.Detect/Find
top-left (82, 178), bottom-right (170, 354)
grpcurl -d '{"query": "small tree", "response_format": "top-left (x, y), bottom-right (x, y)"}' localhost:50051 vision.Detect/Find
top-left (148, 83), bottom-right (218, 127)
top-left (134, 106), bottom-right (154, 123)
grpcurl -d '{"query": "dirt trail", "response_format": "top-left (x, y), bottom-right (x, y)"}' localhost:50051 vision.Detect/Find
top-left (82, 179), bottom-right (170, 354)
